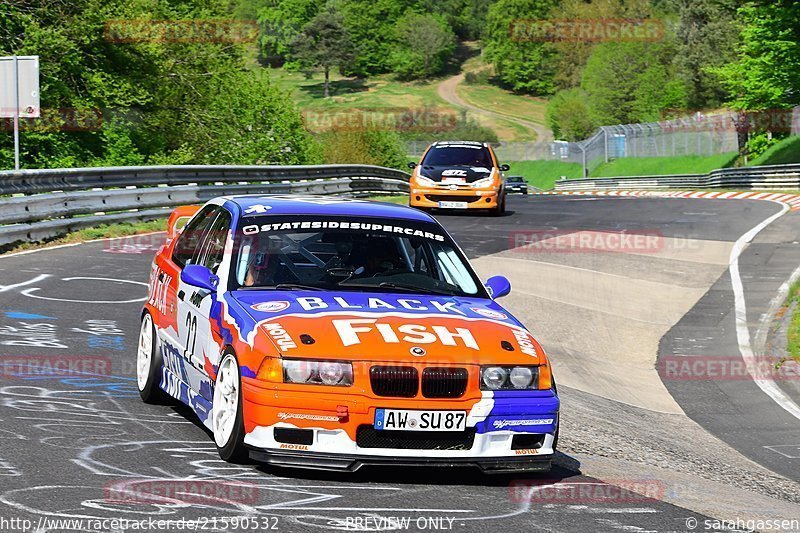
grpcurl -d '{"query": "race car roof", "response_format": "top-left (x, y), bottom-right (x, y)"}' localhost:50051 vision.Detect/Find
top-left (432, 140), bottom-right (488, 148)
top-left (223, 195), bottom-right (435, 223)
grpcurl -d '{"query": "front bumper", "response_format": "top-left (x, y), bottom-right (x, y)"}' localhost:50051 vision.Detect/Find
top-left (249, 447), bottom-right (553, 473)
top-left (241, 382), bottom-right (558, 472)
top-left (409, 187), bottom-right (500, 209)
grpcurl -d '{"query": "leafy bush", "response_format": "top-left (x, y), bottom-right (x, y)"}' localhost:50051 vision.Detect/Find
top-left (389, 12), bottom-right (456, 80)
top-left (483, 0), bottom-right (557, 95)
top-left (547, 88), bottom-right (596, 141)
top-left (320, 127), bottom-right (405, 169)
top-left (746, 133), bottom-right (783, 162)
top-left (401, 113), bottom-right (498, 143)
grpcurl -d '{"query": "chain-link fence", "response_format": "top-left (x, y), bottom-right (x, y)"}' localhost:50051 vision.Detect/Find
top-left (407, 112), bottom-right (749, 177)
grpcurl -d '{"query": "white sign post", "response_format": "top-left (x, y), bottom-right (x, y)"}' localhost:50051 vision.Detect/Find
top-left (0, 56), bottom-right (40, 170)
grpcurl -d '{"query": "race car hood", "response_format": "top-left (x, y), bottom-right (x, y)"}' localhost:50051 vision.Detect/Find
top-left (227, 290), bottom-right (543, 365)
top-left (418, 165), bottom-right (493, 184)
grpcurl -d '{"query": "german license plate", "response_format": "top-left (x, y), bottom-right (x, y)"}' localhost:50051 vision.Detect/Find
top-left (374, 409), bottom-right (467, 432)
top-left (438, 201), bottom-right (468, 209)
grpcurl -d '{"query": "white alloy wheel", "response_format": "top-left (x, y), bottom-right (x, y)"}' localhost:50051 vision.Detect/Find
top-left (213, 354), bottom-right (241, 448)
top-left (137, 313), bottom-right (154, 392)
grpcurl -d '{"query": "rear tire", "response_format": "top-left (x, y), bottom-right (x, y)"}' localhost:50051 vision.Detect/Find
top-left (137, 312), bottom-right (168, 404)
top-left (212, 352), bottom-right (249, 463)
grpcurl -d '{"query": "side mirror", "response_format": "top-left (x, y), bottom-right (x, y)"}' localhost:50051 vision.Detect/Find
top-left (485, 275), bottom-right (511, 299)
top-left (499, 164), bottom-right (510, 171)
top-left (407, 162), bottom-right (417, 169)
top-left (181, 264), bottom-right (219, 292)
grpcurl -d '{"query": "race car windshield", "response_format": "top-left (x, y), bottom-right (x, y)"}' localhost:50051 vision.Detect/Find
top-left (421, 146), bottom-right (493, 169)
top-left (234, 217), bottom-right (486, 297)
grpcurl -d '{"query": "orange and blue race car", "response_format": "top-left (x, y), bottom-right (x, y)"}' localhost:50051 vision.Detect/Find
top-left (408, 141), bottom-right (509, 215)
top-left (137, 196), bottom-right (559, 472)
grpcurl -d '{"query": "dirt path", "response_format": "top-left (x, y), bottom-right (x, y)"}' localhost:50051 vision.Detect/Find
top-left (437, 72), bottom-right (553, 142)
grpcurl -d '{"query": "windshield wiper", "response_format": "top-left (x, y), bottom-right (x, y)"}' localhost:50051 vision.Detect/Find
top-left (239, 283), bottom-right (323, 291)
top-left (274, 283), bottom-right (324, 291)
top-left (379, 282), bottom-right (460, 295)
top-left (339, 280), bottom-right (458, 296)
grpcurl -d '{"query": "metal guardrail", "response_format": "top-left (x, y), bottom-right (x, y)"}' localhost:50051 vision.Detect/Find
top-left (0, 165), bottom-right (410, 247)
top-left (554, 163), bottom-right (800, 191)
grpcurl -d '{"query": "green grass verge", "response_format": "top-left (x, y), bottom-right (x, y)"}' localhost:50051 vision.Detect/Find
top-left (268, 66), bottom-right (548, 142)
top-left (1, 219), bottom-right (169, 255)
top-left (365, 194), bottom-right (408, 205)
top-left (456, 83), bottom-right (547, 126)
top-left (786, 280), bottom-right (800, 364)
top-left (506, 160), bottom-right (584, 190)
top-left (591, 153), bottom-right (738, 177)
top-left (750, 136), bottom-right (800, 166)
top-left (269, 68), bottom-right (447, 112)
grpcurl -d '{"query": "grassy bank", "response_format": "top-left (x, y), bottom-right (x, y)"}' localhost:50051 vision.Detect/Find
top-left (750, 136), bottom-right (800, 166)
top-left (591, 153), bottom-right (738, 177)
top-left (1, 219), bottom-right (168, 255)
top-left (506, 160), bottom-right (584, 190)
top-left (786, 280), bottom-right (800, 364)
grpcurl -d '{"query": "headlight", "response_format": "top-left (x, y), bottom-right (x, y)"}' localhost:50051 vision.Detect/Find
top-left (415, 175), bottom-right (436, 187)
top-left (481, 366), bottom-right (539, 390)
top-left (471, 177), bottom-right (494, 188)
top-left (482, 366), bottom-right (507, 390)
top-left (509, 367), bottom-right (534, 388)
top-left (283, 359), bottom-right (353, 386)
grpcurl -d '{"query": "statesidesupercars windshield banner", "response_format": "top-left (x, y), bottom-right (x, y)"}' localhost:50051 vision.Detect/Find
top-left (240, 216), bottom-right (447, 242)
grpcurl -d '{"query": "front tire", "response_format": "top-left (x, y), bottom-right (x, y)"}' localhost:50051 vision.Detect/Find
top-left (490, 195), bottom-right (506, 216)
top-left (137, 312), bottom-right (168, 404)
top-left (212, 352), bottom-right (249, 463)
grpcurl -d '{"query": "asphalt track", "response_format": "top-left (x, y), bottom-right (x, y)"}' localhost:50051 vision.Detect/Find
top-left (0, 194), bottom-right (798, 532)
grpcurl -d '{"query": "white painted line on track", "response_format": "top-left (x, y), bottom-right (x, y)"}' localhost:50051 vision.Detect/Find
top-left (763, 444), bottom-right (800, 459)
top-left (729, 201), bottom-right (800, 421)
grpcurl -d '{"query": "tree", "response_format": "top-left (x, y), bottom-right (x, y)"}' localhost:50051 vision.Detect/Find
top-left (290, 7), bottom-right (355, 98)
top-left (547, 88), bottom-right (596, 141)
top-left (428, 0), bottom-right (494, 40)
top-left (669, 0), bottom-right (739, 109)
top-left (712, 1), bottom-right (800, 111)
top-left (337, 0), bottom-right (421, 75)
top-left (547, 0), bottom-right (653, 91)
top-left (390, 12), bottom-right (456, 80)
top-left (0, 0), bottom-right (318, 168)
top-left (581, 42), bottom-right (688, 125)
top-left (483, 0), bottom-right (558, 95)
top-left (257, 0), bottom-right (320, 66)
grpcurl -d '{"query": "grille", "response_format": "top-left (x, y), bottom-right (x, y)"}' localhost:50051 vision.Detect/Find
top-left (425, 195), bottom-right (481, 203)
top-left (370, 366), bottom-right (419, 397)
top-left (357, 425), bottom-right (476, 450)
top-left (421, 367), bottom-right (468, 398)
